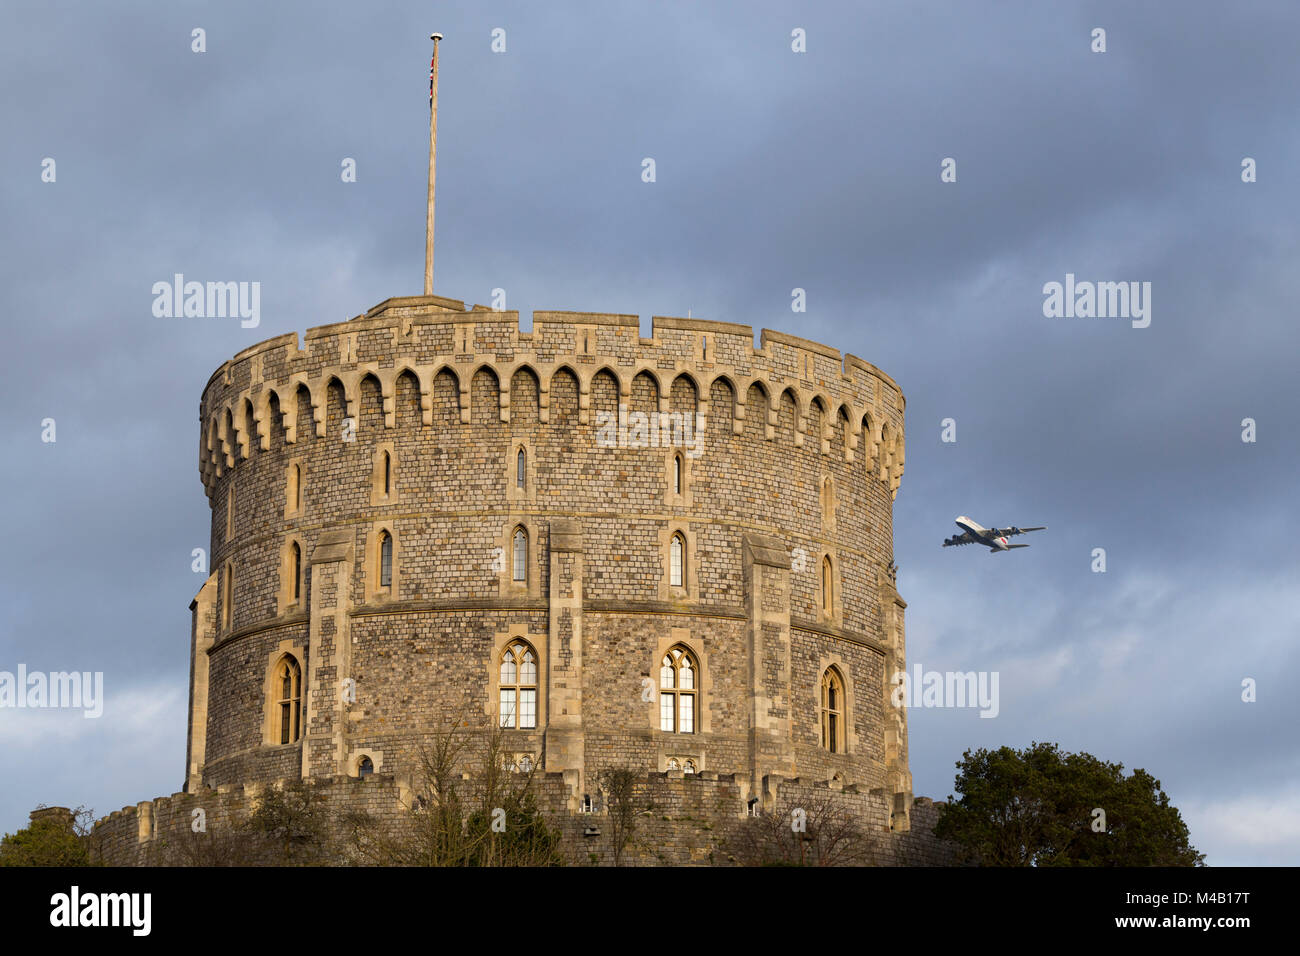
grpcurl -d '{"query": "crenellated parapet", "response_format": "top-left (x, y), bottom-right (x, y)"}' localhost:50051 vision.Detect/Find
top-left (198, 295), bottom-right (905, 500)
top-left (88, 769), bottom-right (958, 866)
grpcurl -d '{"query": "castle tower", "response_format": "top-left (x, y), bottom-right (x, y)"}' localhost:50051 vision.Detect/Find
top-left (183, 37), bottom-right (912, 824)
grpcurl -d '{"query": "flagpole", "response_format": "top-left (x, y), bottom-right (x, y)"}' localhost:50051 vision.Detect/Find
top-left (424, 32), bottom-right (442, 296)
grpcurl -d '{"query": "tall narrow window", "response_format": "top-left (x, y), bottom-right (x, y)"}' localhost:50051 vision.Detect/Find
top-left (822, 555), bottom-right (834, 616)
top-left (288, 464), bottom-right (301, 512)
top-left (290, 541), bottom-right (301, 602)
top-left (378, 531), bottom-right (392, 588)
top-left (820, 667), bottom-right (844, 753)
top-left (226, 484), bottom-right (235, 540)
top-left (516, 448), bottom-right (526, 489)
top-left (499, 641), bottom-right (537, 729)
top-left (512, 527), bottom-right (527, 583)
top-left (222, 563), bottom-right (233, 628)
top-left (673, 454), bottom-right (683, 495)
top-left (370, 446), bottom-right (396, 505)
top-left (276, 656), bottom-right (302, 744)
top-left (659, 645), bottom-right (697, 733)
top-left (669, 533), bottom-right (685, 589)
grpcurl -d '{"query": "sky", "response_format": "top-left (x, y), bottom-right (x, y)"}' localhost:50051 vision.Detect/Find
top-left (1, 0), bottom-right (1297, 865)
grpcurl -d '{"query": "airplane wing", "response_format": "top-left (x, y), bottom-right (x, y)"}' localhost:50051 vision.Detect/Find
top-left (987, 525), bottom-right (1046, 538)
top-left (942, 532), bottom-right (978, 547)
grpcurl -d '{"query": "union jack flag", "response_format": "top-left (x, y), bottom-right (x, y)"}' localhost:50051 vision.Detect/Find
top-left (429, 50), bottom-right (435, 102)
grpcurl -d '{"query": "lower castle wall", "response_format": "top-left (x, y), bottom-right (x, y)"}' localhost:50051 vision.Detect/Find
top-left (89, 773), bottom-right (959, 867)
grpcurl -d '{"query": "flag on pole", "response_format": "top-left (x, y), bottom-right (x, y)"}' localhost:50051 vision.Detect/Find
top-left (429, 50), bottom-right (435, 102)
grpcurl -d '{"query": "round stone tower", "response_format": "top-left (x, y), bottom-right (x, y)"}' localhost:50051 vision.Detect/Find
top-left (186, 294), bottom-right (912, 820)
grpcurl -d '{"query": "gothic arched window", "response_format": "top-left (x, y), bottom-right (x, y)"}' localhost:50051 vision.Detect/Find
top-left (821, 555), bottom-right (834, 617)
top-left (659, 645), bottom-right (697, 734)
top-left (378, 531), bottom-right (393, 588)
top-left (275, 656), bottom-right (302, 745)
top-left (820, 667), bottom-right (844, 753)
top-left (290, 541), bottom-right (302, 602)
top-left (669, 533), bottom-right (685, 589)
top-left (499, 640), bottom-right (538, 729)
top-left (512, 527), bottom-right (528, 583)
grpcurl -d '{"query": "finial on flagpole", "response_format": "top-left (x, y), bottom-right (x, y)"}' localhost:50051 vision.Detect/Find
top-left (424, 33), bottom-right (442, 296)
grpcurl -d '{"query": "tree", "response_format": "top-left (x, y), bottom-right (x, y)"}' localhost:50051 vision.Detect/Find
top-left (344, 713), bottom-right (562, 867)
top-left (150, 779), bottom-right (335, 866)
top-left (0, 806), bottom-right (95, 867)
top-left (596, 767), bottom-right (655, 866)
top-left (934, 742), bottom-right (1204, 866)
top-left (723, 791), bottom-right (876, 866)
top-left (151, 822), bottom-right (263, 867)
top-left (244, 778), bottom-right (333, 865)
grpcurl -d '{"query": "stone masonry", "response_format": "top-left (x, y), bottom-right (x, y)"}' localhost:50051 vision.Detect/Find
top-left (91, 293), bottom-right (959, 864)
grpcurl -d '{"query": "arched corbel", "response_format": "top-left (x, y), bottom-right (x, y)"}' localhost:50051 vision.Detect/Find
top-left (499, 369), bottom-right (511, 423)
top-left (579, 376), bottom-right (596, 426)
top-left (254, 392), bottom-right (273, 451)
top-left (380, 373), bottom-right (398, 429)
top-left (282, 387), bottom-right (300, 444)
top-left (219, 410), bottom-right (235, 469)
top-left (237, 398), bottom-right (253, 460)
top-left (339, 373), bottom-right (361, 426)
top-left (419, 373), bottom-right (434, 427)
top-left (538, 375), bottom-right (550, 424)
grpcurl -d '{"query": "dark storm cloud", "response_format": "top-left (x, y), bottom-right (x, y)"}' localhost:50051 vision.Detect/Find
top-left (1, 0), bottom-right (1295, 863)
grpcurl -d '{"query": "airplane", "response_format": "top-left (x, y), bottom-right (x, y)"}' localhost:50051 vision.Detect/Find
top-left (943, 515), bottom-right (1046, 553)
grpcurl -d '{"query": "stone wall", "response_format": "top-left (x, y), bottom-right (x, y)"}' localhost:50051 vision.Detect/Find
top-left (177, 294), bottom-right (916, 842)
top-left (90, 772), bottom-right (959, 867)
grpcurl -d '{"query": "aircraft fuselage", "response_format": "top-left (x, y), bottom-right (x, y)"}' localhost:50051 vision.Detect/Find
top-left (955, 515), bottom-right (1010, 551)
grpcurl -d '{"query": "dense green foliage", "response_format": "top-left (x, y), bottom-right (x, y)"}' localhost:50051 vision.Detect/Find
top-left (935, 742), bottom-right (1204, 866)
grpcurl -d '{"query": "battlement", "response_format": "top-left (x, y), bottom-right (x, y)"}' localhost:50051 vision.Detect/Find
top-left (198, 296), bottom-right (905, 500)
top-left (88, 770), bottom-right (957, 866)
